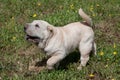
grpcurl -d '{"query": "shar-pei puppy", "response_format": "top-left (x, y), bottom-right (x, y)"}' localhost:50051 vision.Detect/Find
top-left (24, 8), bottom-right (96, 70)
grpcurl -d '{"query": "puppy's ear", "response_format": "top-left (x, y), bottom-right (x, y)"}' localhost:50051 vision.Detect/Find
top-left (47, 26), bottom-right (53, 32)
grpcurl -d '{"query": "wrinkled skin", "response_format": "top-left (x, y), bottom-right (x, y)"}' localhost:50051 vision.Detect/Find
top-left (24, 8), bottom-right (96, 70)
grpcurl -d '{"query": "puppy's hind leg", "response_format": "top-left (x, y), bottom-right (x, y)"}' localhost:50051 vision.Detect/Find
top-left (92, 42), bottom-right (96, 55)
top-left (77, 40), bottom-right (93, 70)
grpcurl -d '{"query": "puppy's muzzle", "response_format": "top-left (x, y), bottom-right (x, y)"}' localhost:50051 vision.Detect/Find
top-left (24, 23), bottom-right (29, 32)
top-left (25, 35), bottom-right (41, 45)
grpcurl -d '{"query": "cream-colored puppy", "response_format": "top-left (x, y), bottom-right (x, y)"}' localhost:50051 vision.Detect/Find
top-left (24, 8), bottom-right (96, 70)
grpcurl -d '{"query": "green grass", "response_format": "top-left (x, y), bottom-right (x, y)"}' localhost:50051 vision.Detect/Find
top-left (0, 0), bottom-right (120, 80)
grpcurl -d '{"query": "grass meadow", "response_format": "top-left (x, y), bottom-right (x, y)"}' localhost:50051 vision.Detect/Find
top-left (0, 0), bottom-right (120, 80)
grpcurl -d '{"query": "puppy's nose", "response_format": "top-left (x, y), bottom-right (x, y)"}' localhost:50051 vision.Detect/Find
top-left (24, 27), bottom-right (26, 31)
top-left (24, 23), bottom-right (29, 31)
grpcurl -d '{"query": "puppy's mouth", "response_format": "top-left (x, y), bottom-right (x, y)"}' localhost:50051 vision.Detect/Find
top-left (25, 35), bottom-right (41, 43)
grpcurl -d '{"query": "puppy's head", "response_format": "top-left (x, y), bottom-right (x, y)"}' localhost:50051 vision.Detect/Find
top-left (24, 20), bottom-right (53, 44)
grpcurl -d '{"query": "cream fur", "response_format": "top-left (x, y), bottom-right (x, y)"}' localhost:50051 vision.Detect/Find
top-left (25, 8), bottom-right (96, 70)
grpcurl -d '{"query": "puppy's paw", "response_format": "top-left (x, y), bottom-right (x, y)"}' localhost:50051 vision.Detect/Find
top-left (47, 66), bottom-right (54, 70)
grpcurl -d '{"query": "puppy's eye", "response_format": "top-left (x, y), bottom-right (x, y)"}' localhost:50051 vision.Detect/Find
top-left (35, 24), bottom-right (39, 28)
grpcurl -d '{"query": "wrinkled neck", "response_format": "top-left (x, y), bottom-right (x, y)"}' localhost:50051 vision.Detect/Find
top-left (44, 27), bottom-right (56, 48)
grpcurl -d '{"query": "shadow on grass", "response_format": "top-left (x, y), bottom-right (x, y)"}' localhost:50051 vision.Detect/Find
top-left (35, 51), bottom-right (80, 70)
top-left (59, 51), bottom-right (80, 70)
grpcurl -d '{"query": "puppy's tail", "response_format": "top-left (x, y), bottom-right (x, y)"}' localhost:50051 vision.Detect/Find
top-left (79, 8), bottom-right (93, 26)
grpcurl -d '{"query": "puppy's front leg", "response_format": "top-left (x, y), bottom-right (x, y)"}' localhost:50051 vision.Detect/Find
top-left (47, 53), bottom-right (65, 70)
